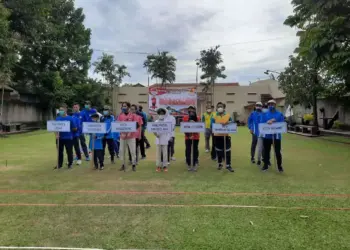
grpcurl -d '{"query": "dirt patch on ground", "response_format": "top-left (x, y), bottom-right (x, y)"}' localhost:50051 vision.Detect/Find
top-left (0, 165), bottom-right (27, 171)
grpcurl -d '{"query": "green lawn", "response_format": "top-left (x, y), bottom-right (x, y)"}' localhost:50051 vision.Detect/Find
top-left (0, 129), bottom-right (349, 250)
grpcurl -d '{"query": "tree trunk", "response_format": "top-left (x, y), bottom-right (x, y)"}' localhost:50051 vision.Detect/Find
top-left (312, 94), bottom-right (318, 129)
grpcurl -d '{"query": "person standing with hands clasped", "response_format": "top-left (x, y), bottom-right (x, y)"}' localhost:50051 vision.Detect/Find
top-left (154, 108), bottom-right (171, 172)
top-left (202, 105), bottom-right (216, 160)
top-left (183, 105), bottom-right (200, 172)
top-left (248, 102), bottom-right (264, 166)
top-left (100, 105), bottom-right (115, 164)
top-left (211, 102), bottom-right (234, 172)
top-left (54, 104), bottom-right (77, 169)
top-left (261, 99), bottom-right (284, 172)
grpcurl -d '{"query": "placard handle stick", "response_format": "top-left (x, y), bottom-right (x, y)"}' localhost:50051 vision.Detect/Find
top-left (272, 135), bottom-right (277, 170)
top-left (56, 132), bottom-right (60, 170)
top-left (223, 134), bottom-right (226, 168)
top-left (91, 134), bottom-right (95, 169)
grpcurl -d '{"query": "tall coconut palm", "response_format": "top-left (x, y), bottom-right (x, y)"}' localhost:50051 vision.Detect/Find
top-left (143, 51), bottom-right (176, 86)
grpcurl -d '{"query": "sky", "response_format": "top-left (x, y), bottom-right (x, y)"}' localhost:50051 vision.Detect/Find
top-left (75, 0), bottom-right (299, 86)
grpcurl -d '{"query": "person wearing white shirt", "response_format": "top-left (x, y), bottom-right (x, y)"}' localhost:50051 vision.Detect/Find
top-left (154, 108), bottom-right (171, 172)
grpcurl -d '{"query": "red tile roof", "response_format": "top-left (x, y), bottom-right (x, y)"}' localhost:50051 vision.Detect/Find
top-left (149, 82), bottom-right (239, 88)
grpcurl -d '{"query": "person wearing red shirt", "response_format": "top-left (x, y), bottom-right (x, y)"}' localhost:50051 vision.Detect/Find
top-left (183, 105), bottom-right (200, 172)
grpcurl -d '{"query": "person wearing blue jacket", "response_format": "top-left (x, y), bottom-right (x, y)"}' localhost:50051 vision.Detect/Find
top-left (55, 104), bottom-right (77, 169)
top-left (248, 102), bottom-right (264, 165)
top-left (89, 113), bottom-right (105, 170)
top-left (72, 103), bottom-right (90, 161)
top-left (113, 130), bottom-right (120, 158)
top-left (81, 101), bottom-right (97, 123)
top-left (100, 105), bottom-right (116, 163)
top-left (138, 105), bottom-right (147, 159)
top-left (67, 108), bottom-right (83, 165)
top-left (261, 99), bottom-right (285, 172)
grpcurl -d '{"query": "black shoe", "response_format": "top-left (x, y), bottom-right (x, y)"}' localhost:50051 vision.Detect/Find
top-left (141, 156), bottom-right (146, 160)
top-left (68, 165), bottom-right (73, 169)
top-left (257, 161), bottom-right (261, 166)
top-left (119, 165), bottom-right (125, 171)
top-left (217, 164), bottom-right (223, 170)
top-left (146, 145), bottom-right (151, 149)
top-left (261, 166), bottom-right (269, 172)
top-left (116, 154), bottom-right (119, 158)
top-left (100, 166), bottom-right (104, 170)
top-left (251, 159), bottom-right (256, 164)
top-left (278, 166), bottom-right (284, 173)
top-left (211, 158), bottom-right (217, 161)
top-left (132, 165), bottom-right (136, 171)
top-left (53, 166), bottom-right (62, 170)
top-left (111, 160), bottom-right (115, 164)
top-left (94, 166), bottom-right (98, 170)
top-left (226, 167), bottom-right (234, 172)
top-left (268, 162), bottom-right (272, 167)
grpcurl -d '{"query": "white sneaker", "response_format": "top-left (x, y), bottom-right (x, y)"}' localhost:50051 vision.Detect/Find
top-left (76, 160), bottom-right (82, 165)
top-left (171, 157), bottom-right (176, 161)
top-left (205, 149), bottom-right (209, 153)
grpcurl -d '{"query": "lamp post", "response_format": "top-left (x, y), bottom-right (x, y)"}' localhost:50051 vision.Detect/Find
top-left (264, 70), bottom-right (281, 80)
top-left (195, 60), bottom-right (199, 84)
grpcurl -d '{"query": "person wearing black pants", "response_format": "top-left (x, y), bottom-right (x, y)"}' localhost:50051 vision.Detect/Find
top-left (139, 129), bottom-right (146, 158)
top-left (57, 139), bottom-right (74, 169)
top-left (78, 135), bottom-right (89, 158)
top-left (94, 149), bottom-right (104, 170)
top-left (215, 136), bottom-right (231, 169)
top-left (102, 137), bottom-right (115, 163)
top-left (185, 139), bottom-right (199, 167)
top-left (263, 138), bottom-right (282, 168)
top-left (211, 136), bottom-right (216, 160)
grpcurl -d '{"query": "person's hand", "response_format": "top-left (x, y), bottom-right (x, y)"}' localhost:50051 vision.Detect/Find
top-left (169, 137), bottom-right (174, 142)
top-left (267, 120), bottom-right (274, 125)
top-left (56, 134), bottom-right (59, 139)
top-left (190, 120), bottom-right (194, 122)
top-left (93, 135), bottom-right (97, 139)
top-left (250, 129), bottom-right (253, 134)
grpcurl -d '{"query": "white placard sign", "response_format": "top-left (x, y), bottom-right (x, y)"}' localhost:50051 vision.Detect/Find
top-left (82, 122), bottom-right (107, 134)
top-left (180, 122), bottom-right (205, 133)
top-left (147, 122), bottom-right (172, 133)
top-left (111, 122), bottom-right (137, 133)
top-left (212, 123), bottom-right (237, 134)
top-left (47, 121), bottom-right (71, 132)
top-left (259, 122), bottom-right (287, 134)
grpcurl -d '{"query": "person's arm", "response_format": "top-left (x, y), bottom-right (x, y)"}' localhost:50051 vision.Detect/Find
top-left (277, 113), bottom-right (285, 122)
top-left (210, 117), bottom-right (215, 129)
top-left (248, 113), bottom-right (253, 130)
top-left (201, 114), bottom-right (205, 122)
top-left (134, 115), bottom-right (140, 129)
top-left (71, 117), bottom-right (77, 132)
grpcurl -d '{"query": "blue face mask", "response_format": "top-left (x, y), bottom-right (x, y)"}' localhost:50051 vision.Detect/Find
top-left (103, 110), bottom-right (109, 115)
top-left (121, 107), bottom-right (127, 113)
top-left (59, 110), bottom-right (65, 116)
top-left (84, 105), bottom-right (90, 109)
top-left (269, 106), bottom-right (275, 111)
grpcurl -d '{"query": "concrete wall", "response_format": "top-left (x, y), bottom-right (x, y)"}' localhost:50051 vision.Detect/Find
top-left (1, 102), bottom-right (43, 124)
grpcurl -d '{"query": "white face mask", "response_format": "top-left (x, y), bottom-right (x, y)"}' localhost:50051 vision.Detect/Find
top-left (262, 108), bottom-right (268, 113)
top-left (207, 109), bottom-right (212, 113)
top-left (217, 107), bottom-right (224, 113)
top-left (158, 115), bottom-right (165, 120)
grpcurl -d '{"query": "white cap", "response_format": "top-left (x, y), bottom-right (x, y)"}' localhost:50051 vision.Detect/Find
top-left (267, 99), bottom-right (276, 104)
top-left (255, 102), bottom-right (263, 106)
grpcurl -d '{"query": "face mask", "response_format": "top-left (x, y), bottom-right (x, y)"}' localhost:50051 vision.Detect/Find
top-left (207, 109), bottom-right (212, 113)
top-left (122, 107), bottom-right (127, 113)
top-left (269, 106), bottom-right (275, 111)
top-left (84, 105), bottom-right (90, 109)
top-left (256, 107), bottom-right (262, 112)
top-left (103, 110), bottom-right (109, 115)
top-left (262, 108), bottom-right (268, 113)
top-left (158, 115), bottom-right (165, 120)
top-left (217, 107), bottom-right (224, 113)
top-left (59, 111), bottom-right (65, 116)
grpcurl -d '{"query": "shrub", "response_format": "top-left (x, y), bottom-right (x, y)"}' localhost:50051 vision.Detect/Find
top-left (332, 121), bottom-right (350, 131)
top-left (303, 114), bottom-right (313, 121)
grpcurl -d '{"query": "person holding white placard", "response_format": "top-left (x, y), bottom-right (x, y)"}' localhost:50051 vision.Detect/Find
top-left (154, 108), bottom-right (171, 172)
top-left (54, 104), bottom-right (77, 169)
top-left (210, 102), bottom-right (234, 172)
top-left (89, 113), bottom-right (105, 170)
top-left (72, 103), bottom-right (90, 161)
top-left (100, 105), bottom-right (116, 164)
top-left (117, 102), bottom-right (139, 172)
top-left (248, 102), bottom-right (264, 166)
top-left (261, 100), bottom-right (285, 172)
top-left (183, 105), bottom-right (200, 171)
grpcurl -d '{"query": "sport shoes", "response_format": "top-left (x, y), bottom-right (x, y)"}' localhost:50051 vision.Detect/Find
top-left (76, 160), bottom-right (82, 165)
top-left (187, 165), bottom-right (192, 171)
top-left (171, 157), bottom-right (176, 161)
top-left (226, 167), bottom-right (234, 172)
top-left (217, 164), bottom-right (223, 170)
top-left (100, 166), bottom-right (104, 170)
top-left (205, 149), bottom-right (209, 153)
top-left (261, 166), bottom-right (269, 172)
top-left (132, 165), bottom-right (136, 171)
top-left (94, 165), bottom-right (99, 170)
top-left (257, 160), bottom-right (261, 166)
top-left (119, 165), bottom-right (125, 171)
top-left (68, 165), bottom-right (73, 169)
top-left (278, 166), bottom-right (284, 173)
top-left (156, 167), bottom-right (161, 172)
top-left (163, 167), bottom-right (168, 172)
top-left (251, 158), bottom-right (256, 164)
top-left (85, 156), bottom-right (90, 161)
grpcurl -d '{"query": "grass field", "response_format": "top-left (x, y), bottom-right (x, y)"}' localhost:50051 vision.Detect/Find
top-left (0, 130), bottom-right (349, 250)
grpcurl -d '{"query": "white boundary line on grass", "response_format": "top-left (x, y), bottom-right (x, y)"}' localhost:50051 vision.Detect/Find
top-left (0, 247), bottom-right (148, 250)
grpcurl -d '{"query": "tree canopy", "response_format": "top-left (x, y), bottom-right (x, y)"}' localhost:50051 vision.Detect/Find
top-left (143, 51), bottom-right (177, 86)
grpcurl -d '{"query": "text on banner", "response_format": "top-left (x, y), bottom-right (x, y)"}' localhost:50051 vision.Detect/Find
top-left (180, 122), bottom-right (205, 133)
top-left (258, 122), bottom-right (287, 135)
top-left (212, 123), bottom-right (237, 134)
top-left (111, 122), bottom-right (137, 133)
top-left (47, 121), bottom-right (71, 132)
top-left (82, 122), bottom-right (107, 134)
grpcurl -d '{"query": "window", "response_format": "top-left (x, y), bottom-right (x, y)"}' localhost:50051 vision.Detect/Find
top-left (118, 93), bottom-right (127, 96)
top-left (139, 93), bottom-right (147, 96)
top-left (226, 93), bottom-right (235, 95)
top-left (247, 93), bottom-right (257, 95)
top-left (227, 101), bottom-right (235, 104)
top-left (247, 101), bottom-right (256, 104)
top-left (138, 101), bottom-right (147, 104)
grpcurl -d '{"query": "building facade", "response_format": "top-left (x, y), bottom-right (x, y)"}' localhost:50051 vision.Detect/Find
top-left (112, 79), bottom-right (285, 122)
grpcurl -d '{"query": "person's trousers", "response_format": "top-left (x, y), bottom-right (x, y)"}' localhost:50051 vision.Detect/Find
top-left (211, 135), bottom-right (216, 160)
top-left (57, 139), bottom-right (73, 168)
top-left (79, 134), bottom-right (89, 157)
top-left (144, 136), bottom-right (150, 147)
top-left (93, 149), bottom-right (104, 168)
top-left (114, 140), bottom-right (120, 154)
top-left (139, 130), bottom-right (146, 157)
top-left (156, 145), bottom-right (168, 167)
top-left (103, 138), bottom-right (115, 161)
top-left (128, 138), bottom-right (140, 163)
top-left (185, 140), bottom-right (199, 166)
top-left (215, 136), bottom-right (231, 167)
top-left (121, 138), bottom-right (136, 164)
top-left (169, 137), bottom-right (175, 158)
top-left (73, 137), bottom-right (82, 160)
top-left (204, 128), bottom-right (212, 150)
top-left (263, 138), bottom-right (282, 167)
top-left (251, 135), bottom-right (264, 161)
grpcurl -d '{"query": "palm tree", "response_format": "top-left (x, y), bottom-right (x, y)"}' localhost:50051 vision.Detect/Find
top-left (143, 51), bottom-right (177, 87)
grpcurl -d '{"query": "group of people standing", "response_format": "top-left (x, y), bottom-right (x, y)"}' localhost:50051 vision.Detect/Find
top-left (54, 99), bottom-right (285, 173)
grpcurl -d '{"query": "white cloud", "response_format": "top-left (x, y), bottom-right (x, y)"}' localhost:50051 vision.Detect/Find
top-left (75, 0), bottom-right (299, 85)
